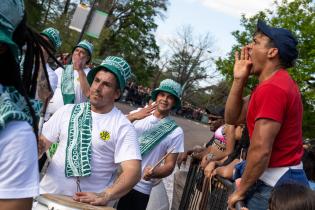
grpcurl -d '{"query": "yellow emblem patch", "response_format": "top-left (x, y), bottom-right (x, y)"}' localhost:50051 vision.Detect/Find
top-left (100, 130), bottom-right (110, 141)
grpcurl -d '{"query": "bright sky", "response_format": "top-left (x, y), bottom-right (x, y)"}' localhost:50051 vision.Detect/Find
top-left (155, 0), bottom-right (288, 58)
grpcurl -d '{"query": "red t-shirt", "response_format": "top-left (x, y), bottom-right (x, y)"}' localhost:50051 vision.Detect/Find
top-left (247, 69), bottom-right (303, 167)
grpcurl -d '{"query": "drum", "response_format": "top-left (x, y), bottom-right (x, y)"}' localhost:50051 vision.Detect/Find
top-left (33, 194), bottom-right (115, 210)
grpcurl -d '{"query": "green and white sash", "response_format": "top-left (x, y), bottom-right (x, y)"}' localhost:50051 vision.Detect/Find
top-left (65, 102), bottom-right (92, 177)
top-left (139, 117), bottom-right (178, 156)
top-left (0, 85), bottom-right (41, 131)
top-left (61, 65), bottom-right (75, 104)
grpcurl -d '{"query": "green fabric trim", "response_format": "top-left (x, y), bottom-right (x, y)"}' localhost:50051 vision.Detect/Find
top-left (48, 142), bottom-right (59, 158)
top-left (0, 85), bottom-right (41, 131)
top-left (85, 31), bottom-right (99, 39)
top-left (65, 102), bottom-right (92, 177)
top-left (139, 117), bottom-right (178, 156)
top-left (95, 10), bottom-right (108, 16)
top-left (61, 65), bottom-right (75, 104)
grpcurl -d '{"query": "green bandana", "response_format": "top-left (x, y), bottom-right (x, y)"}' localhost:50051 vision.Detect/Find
top-left (139, 117), bottom-right (178, 156)
top-left (65, 102), bottom-right (92, 177)
top-left (0, 85), bottom-right (41, 131)
top-left (61, 65), bottom-right (75, 104)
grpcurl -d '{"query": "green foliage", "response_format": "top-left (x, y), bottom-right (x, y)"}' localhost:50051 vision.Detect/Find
top-left (24, 0), bottom-right (167, 86)
top-left (24, 0), bottom-right (45, 27)
top-left (97, 0), bottom-right (168, 85)
top-left (215, 0), bottom-right (315, 137)
top-left (206, 80), bottom-right (230, 109)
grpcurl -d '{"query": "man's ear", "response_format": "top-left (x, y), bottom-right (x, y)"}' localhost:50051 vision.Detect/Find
top-left (85, 55), bottom-right (91, 64)
top-left (115, 89), bottom-right (121, 100)
top-left (268, 48), bottom-right (279, 59)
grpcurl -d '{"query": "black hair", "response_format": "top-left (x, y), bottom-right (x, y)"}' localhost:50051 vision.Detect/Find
top-left (3, 15), bottom-right (62, 139)
top-left (269, 183), bottom-right (315, 210)
top-left (222, 124), bottom-right (249, 166)
top-left (302, 145), bottom-right (315, 181)
top-left (254, 29), bottom-right (295, 69)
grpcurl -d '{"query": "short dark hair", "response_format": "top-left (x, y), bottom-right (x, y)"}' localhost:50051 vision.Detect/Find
top-left (269, 183), bottom-right (315, 210)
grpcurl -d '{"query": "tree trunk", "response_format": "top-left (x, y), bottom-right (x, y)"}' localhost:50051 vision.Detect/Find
top-left (63, 0), bottom-right (71, 15)
top-left (43, 0), bottom-right (53, 25)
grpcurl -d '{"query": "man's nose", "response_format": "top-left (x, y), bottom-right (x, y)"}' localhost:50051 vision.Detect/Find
top-left (94, 83), bottom-right (102, 91)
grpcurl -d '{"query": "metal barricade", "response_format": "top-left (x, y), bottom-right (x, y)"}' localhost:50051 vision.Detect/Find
top-left (179, 158), bottom-right (202, 210)
top-left (179, 158), bottom-right (245, 210)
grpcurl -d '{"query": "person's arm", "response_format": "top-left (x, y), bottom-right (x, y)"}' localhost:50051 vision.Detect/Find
top-left (225, 47), bottom-right (252, 125)
top-left (36, 62), bottom-right (53, 102)
top-left (228, 118), bottom-right (281, 209)
top-left (73, 56), bottom-right (90, 98)
top-left (201, 125), bottom-right (235, 168)
top-left (38, 134), bottom-right (52, 158)
top-left (127, 103), bottom-right (157, 123)
top-left (77, 69), bottom-right (90, 98)
top-left (220, 124), bottom-right (237, 158)
top-left (0, 198), bottom-right (33, 210)
top-left (143, 153), bottom-right (179, 180)
top-left (73, 159), bottom-right (141, 206)
top-left (38, 105), bottom-right (67, 158)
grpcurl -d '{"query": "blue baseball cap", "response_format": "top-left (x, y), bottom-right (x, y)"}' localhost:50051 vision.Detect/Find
top-left (257, 20), bottom-right (298, 65)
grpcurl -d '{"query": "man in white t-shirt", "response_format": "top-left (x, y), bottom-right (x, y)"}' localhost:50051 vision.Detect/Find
top-left (39, 56), bottom-right (142, 206)
top-left (46, 40), bottom-right (93, 116)
top-left (117, 79), bottom-right (185, 210)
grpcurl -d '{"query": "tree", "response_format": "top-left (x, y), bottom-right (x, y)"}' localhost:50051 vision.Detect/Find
top-left (96, 0), bottom-right (168, 85)
top-left (206, 80), bottom-right (229, 110)
top-left (164, 26), bottom-right (218, 102)
top-left (215, 0), bottom-right (315, 137)
top-left (24, 0), bottom-right (168, 86)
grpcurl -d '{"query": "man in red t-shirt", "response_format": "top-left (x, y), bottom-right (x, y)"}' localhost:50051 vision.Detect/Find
top-left (225, 20), bottom-right (308, 210)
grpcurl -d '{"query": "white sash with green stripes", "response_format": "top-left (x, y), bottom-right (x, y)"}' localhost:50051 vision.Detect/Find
top-left (65, 102), bottom-right (92, 177)
top-left (139, 117), bottom-right (178, 156)
top-left (61, 65), bottom-right (75, 104)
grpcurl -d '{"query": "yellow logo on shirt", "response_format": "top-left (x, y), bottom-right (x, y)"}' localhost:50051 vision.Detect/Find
top-left (100, 130), bottom-right (110, 141)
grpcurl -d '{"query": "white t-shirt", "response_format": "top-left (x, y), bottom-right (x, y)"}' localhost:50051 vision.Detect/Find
top-left (46, 66), bottom-right (90, 115)
top-left (40, 104), bottom-right (141, 196)
top-left (132, 114), bottom-right (184, 194)
top-left (0, 121), bottom-right (39, 198)
top-left (46, 64), bottom-right (58, 92)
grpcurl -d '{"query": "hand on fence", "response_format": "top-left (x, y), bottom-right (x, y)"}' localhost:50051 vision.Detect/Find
top-left (177, 152), bottom-right (188, 168)
top-left (191, 148), bottom-right (207, 160)
top-left (204, 161), bottom-right (216, 177)
top-left (228, 190), bottom-right (245, 210)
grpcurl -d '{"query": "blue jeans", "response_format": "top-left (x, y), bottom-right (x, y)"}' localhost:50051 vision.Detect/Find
top-left (275, 168), bottom-right (309, 187)
top-left (245, 168), bottom-right (309, 210)
top-left (245, 180), bottom-right (272, 210)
